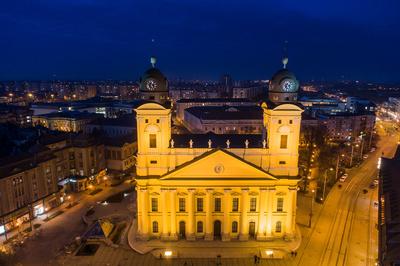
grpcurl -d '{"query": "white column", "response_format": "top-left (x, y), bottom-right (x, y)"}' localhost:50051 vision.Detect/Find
top-left (239, 188), bottom-right (249, 241)
top-left (169, 189), bottom-right (178, 240)
top-left (222, 189), bottom-right (231, 241)
top-left (205, 189), bottom-right (213, 240)
top-left (161, 189), bottom-right (169, 240)
top-left (285, 187), bottom-right (295, 238)
top-left (136, 187), bottom-right (142, 235)
top-left (257, 188), bottom-right (267, 240)
top-left (187, 189), bottom-right (195, 240)
top-left (140, 188), bottom-right (149, 240)
top-left (266, 188), bottom-right (274, 238)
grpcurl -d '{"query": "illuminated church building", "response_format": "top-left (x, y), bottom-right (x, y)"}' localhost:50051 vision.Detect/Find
top-left (135, 57), bottom-right (303, 242)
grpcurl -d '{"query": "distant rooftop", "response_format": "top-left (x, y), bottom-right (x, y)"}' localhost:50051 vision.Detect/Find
top-left (177, 98), bottom-right (256, 103)
top-left (185, 105), bottom-right (263, 120)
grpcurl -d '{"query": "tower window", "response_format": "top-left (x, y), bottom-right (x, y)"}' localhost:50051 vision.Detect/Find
top-left (289, 120), bottom-right (293, 124)
top-left (277, 198), bottom-right (284, 212)
top-left (250, 198), bottom-right (257, 212)
top-left (280, 135), bottom-right (288, 149)
top-left (149, 134), bottom-right (157, 148)
top-left (197, 221), bottom-right (203, 233)
top-left (151, 198), bottom-right (158, 212)
top-left (214, 198), bottom-right (221, 212)
top-left (278, 120), bottom-right (282, 124)
top-left (197, 198), bottom-right (203, 212)
top-left (279, 161), bottom-right (286, 165)
top-left (145, 119), bottom-right (148, 123)
top-left (232, 198), bottom-right (239, 212)
top-left (275, 221), bottom-right (282, 233)
top-left (179, 198), bottom-right (186, 212)
top-left (152, 221), bottom-right (159, 233)
top-left (232, 221), bottom-right (238, 233)
top-left (156, 119), bottom-right (160, 123)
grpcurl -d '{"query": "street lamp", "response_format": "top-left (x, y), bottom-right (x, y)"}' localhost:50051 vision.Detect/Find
top-left (308, 189), bottom-right (316, 228)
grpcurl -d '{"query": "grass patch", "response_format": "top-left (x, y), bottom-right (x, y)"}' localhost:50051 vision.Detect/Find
top-left (110, 222), bottom-right (127, 243)
top-left (89, 188), bottom-right (103, 195)
top-left (44, 210), bottom-right (64, 222)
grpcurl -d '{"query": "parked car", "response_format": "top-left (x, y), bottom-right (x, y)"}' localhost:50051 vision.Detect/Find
top-left (373, 179), bottom-right (379, 185)
top-left (339, 175), bottom-right (347, 182)
top-left (363, 154), bottom-right (369, 159)
top-left (370, 147), bottom-right (376, 153)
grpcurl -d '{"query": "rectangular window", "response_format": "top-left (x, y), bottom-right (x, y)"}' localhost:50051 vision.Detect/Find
top-left (232, 198), bottom-right (239, 212)
top-left (277, 198), bottom-right (284, 212)
top-left (151, 198), bottom-right (158, 212)
top-left (150, 160), bottom-right (157, 164)
top-left (279, 161), bottom-right (286, 165)
top-left (280, 135), bottom-right (288, 149)
top-left (149, 134), bottom-right (157, 148)
top-left (197, 198), bottom-right (203, 212)
top-left (250, 197), bottom-right (257, 212)
top-left (179, 198), bottom-right (186, 212)
top-left (197, 221), bottom-right (203, 233)
top-left (214, 198), bottom-right (221, 212)
top-left (232, 221), bottom-right (238, 233)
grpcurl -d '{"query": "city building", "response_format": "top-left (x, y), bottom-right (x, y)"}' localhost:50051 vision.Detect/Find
top-left (85, 113), bottom-right (136, 137)
top-left (176, 98), bottom-right (256, 123)
top-left (104, 135), bottom-right (137, 177)
top-left (0, 104), bottom-right (33, 127)
top-left (378, 145), bottom-right (400, 265)
top-left (135, 58), bottom-right (303, 244)
top-left (232, 85), bottom-right (266, 99)
top-left (317, 112), bottom-right (375, 141)
top-left (32, 111), bottom-right (102, 132)
top-left (138, 57), bottom-right (169, 105)
top-left (183, 105), bottom-right (263, 134)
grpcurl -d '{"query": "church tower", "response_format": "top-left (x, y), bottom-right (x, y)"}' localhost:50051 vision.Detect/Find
top-left (268, 57), bottom-right (299, 103)
top-left (139, 57), bottom-right (169, 105)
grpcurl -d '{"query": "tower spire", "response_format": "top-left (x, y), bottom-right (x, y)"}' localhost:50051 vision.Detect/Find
top-left (282, 40), bottom-right (288, 69)
top-left (150, 56), bottom-right (157, 68)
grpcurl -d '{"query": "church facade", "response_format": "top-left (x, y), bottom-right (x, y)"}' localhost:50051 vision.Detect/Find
top-left (135, 57), bottom-right (303, 242)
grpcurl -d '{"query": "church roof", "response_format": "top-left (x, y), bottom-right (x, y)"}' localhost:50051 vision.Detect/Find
top-left (171, 132), bottom-right (264, 149)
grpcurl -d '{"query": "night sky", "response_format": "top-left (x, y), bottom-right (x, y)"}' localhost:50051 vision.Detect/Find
top-left (1, 0), bottom-right (399, 82)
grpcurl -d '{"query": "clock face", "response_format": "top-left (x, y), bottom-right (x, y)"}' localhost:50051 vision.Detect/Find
top-left (281, 79), bottom-right (296, 92)
top-left (145, 79), bottom-right (157, 91)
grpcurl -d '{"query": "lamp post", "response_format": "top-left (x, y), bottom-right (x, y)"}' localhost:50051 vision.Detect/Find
top-left (308, 189), bottom-right (316, 228)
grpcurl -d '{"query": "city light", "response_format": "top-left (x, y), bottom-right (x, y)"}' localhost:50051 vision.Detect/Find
top-left (164, 250), bottom-right (172, 257)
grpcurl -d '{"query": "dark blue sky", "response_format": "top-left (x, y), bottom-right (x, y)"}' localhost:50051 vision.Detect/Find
top-left (1, 0), bottom-right (399, 82)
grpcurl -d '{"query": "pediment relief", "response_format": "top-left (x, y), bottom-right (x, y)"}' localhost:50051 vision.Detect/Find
top-left (195, 192), bottom-right (206, 196)
top-left (276, 191), bottom-right (286, 196)
top-left (249, 191), bottom-right (259, 196)
top-left (160, 149), bottom-right (277, 181)
top-left (231, 192), bottom-right (241, 196)
top-left (213, 192), bottom-right (224, 196)
top-left (177, 192), bottom-right (188, 196)
top-left (150, 192), bottom-right (160, 196)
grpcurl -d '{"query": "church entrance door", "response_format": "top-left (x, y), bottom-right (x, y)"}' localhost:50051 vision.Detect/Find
top-left (179, 221), bottom-right (186, 239)
top-left (214, 220), bottom-right (222, 240)
top-left (249, 221), bottom-right (256, 239)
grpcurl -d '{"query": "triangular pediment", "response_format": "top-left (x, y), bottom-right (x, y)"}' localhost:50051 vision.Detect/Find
top-left (161, 149), bottom-right (277, 180)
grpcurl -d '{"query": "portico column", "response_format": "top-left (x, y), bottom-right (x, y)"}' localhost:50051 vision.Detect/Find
top-left (136, 187), bottom-right (142, 235)
top-left (161, 189), bottom-right (169, 240)
top-left (239, 188), bottom-right (249, 241)
top-left (257, 188), bottom-right (267, 240)
top-left (222, 189), bottom-right (231, 241)
top-left (266, 188), bottom-right (274, 239)
top-left (140, 188), bottom-right (149, 240)
top-left (285, 187), bottom-right (296, 238)
top-left (205, 189), bottom-right (213, 240)
top-left (169, 189), bottom-right (178, 240)
top-left (187, 189), bottom-right (196, 240)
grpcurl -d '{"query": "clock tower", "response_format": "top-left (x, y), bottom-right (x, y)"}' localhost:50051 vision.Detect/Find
top-left (139, 56), bottom-right (169, 105)
top-left (268, 57), bottom-right (299, 103)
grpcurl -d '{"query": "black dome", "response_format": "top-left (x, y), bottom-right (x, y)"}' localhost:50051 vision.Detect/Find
top-left (139, 67), bottom-right (168, 92)
top-left (269, 68), bottom-right (298, 92)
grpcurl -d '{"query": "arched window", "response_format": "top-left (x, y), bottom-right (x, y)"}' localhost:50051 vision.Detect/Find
top-left (197, 221), bottom-right (203, 233)
top-left (232, 221), bottom-right (238, 233)
top-left (152, 221), bottom-right (158, 233)
top-left (275, 221), bottom-right (282, 233)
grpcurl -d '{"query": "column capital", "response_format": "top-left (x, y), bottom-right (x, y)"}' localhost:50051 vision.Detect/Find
top-left (188, 188), bottom-right (196, 193)
top-left (169, 188), bottom-right (177, 192)
top-left (241, 188), bottom-right (249, 192)
top-left (259, 187), bottom-right (268, 192)
top-left (224, 188), bottom-right (232, 193)
top-left (206, 188), bottom-right (214, 193)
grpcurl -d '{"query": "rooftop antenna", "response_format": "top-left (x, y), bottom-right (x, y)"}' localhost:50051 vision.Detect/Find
top-left (282, 40), bottom-right (289, 69)
top-left (150, 56), bottom-right (157, 68)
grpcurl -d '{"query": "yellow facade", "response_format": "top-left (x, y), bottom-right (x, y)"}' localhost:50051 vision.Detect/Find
top-left (135, 102), bottom-right (303, 242)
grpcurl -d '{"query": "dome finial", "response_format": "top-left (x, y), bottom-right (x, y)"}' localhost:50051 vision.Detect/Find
top-left (150, 56), bottom-right (157, 68)
top-left (282, 57), bottom-right (288, 69)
